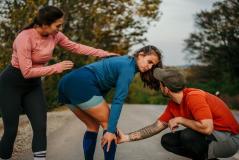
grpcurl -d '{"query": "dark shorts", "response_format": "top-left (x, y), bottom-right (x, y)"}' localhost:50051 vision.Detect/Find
top-left (58, 67), bottom-right (104, 110)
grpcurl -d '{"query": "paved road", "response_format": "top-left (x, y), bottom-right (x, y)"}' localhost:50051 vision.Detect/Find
top-left (20, 104), bottom-right (238, 160)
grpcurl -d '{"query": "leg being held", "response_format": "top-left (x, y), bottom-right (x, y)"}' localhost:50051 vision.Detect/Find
top-left (83, 131), bottom-right (98, 160)
top-left (103, 130), bottom-right (117, 160)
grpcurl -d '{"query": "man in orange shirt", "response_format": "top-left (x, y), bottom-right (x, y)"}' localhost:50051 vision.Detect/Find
top-left (118, 68), bottom-right (239, 160)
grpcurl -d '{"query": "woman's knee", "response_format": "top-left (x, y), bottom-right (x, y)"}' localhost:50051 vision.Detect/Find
top-left (71, 107), bottom-right (100, 132)
top-left (86, 123), bottom-right (100, 132)
top-left (86, 117), bottom-right (106, 131)
top-left (99, 121), bottom-right (108, 130)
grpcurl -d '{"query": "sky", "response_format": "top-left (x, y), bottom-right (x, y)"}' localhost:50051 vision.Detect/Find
top-left (131, 0), bottom-right (219, 66)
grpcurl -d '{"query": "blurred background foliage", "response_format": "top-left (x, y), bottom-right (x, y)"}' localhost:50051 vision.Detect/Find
top-left (0, 0), bottom-right (164, 110)
top-left (184, 0), bottom-right (239, 109)
top-left (0, 0), bottom-right (239, 109)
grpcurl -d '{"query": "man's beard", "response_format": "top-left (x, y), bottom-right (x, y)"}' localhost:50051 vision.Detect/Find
top-left (162, 92), bottom-right (169, 98)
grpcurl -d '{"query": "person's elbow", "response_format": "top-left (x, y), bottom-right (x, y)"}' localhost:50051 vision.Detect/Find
top-left (200, 119), bottom-right (213, 135)
top-left (203, 125), bottom-right (213, 135)
top-left (22, 69), bottom-right (32, 79)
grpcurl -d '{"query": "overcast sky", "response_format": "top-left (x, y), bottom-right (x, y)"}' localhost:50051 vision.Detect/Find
top-left (132, 0), bottom-right (219, 66)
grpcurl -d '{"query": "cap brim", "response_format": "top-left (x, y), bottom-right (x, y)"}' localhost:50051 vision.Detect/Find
top-left (153, 68), bottom-right (165, 81)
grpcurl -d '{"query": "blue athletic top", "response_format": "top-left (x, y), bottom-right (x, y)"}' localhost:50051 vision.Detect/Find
top-left (86, 55), bottom-right (138, 133)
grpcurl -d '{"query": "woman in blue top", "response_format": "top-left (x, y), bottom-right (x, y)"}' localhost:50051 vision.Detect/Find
top-left (58, 45), bottom-right (162, 160)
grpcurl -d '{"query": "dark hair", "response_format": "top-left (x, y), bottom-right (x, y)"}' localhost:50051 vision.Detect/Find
top-left (133, 45), bottom-right (163, 91)
top-left (160, 81), bottom-right (185, 93)
top-left (160, 77), bottom-right (186, 93)
top-left (168, 84), bottom-right (185, 93)
top-left (21, 6), bottom-right (64, 31)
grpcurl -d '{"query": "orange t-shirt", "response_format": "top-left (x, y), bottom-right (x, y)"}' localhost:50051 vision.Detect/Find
top-left (159, 88), bottom-right (239, 135)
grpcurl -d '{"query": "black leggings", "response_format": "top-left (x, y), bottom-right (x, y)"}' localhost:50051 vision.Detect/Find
top-left (0, 65), bottom-right (47, 159)
top-left (161, 128), bottom-right (216, 160)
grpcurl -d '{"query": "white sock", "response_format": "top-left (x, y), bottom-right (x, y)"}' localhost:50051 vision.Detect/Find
top-left (33, 150), bottom-right (46, 160)
top-left (34, 158), bottom-right (45, 160)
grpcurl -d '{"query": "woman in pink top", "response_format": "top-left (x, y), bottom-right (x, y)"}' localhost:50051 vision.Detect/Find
top-left (0, 6), bottom-right (116, 160)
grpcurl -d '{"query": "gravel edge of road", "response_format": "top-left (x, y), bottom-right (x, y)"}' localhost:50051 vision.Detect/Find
top-left (0, 106), bottom-right (73, 160)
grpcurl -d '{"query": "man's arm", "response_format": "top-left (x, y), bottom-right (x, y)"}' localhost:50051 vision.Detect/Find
top-left (180, 118), bottom-right (213, 135)
top-left (118, 120), bottom-right (167, 143)
top-left (168, 117), bottom-right (213, 135)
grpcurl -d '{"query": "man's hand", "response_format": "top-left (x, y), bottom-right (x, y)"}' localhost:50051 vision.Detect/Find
top-left (168, 117), bottom-right (183, 132)
top-left (117, 129), bottom-right (130, 144)
top-left (101, 132), bottom-right (117, 152)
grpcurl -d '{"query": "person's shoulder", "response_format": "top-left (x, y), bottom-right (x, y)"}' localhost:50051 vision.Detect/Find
top-left (17, 29), bottom-right (33, 38)
top-left (14, 29), bottom-right (33, 42)
top-left (184, 88), bottom-right (207, 104)
top-left (54, 31), bottom-right (66, 40)
top-left (185, 88), bottom-right (205, 97)
top-left (164, 100), bottom-right (178, 113)
top-left (115, 55), bottom-right (133, 63)
top-left (105, 55), bottom-right (129, 63)
top-left (107, 56), bottom-right (135, 76)
top-left (117, 56), bottom-right (135, 69)
top-left (55, 31), bottom-right (65, 37)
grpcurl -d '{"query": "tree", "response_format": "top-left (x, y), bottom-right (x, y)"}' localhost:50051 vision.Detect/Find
top-left (1, 0), bottom-right (161, 68)
top-left (0, 0), bottom-right (48, 69)
top-left (51, 0), bottom-right (161, 63)
top-left (184, 0), bottom-right (239, 82)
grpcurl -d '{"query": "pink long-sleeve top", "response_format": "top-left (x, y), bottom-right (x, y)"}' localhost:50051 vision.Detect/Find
top-left (11, 28), bottom-right (110, 79)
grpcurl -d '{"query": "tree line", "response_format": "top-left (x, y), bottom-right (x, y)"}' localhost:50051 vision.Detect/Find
top-left (0, 0), bottom-right (163, 109)
top-left (1, 0), bottom-right (238, 109)
top-left (184, 0), bottom-right (239, 108)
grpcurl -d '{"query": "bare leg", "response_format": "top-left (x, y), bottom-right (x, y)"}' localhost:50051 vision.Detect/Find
top-left (70, 105), bottom-right (101, 160)
top-left (80, 101), bottom-right (116, 160)
top-left (70, 106), bottom-right (100, 132)
top-left (83, 100), bottom-right (110, 130)
top-left (70, 100), bottom-right (115, 160)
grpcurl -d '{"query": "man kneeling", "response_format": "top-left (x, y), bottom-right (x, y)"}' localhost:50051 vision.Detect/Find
top-left (118, 68), bottom-right (239, 160)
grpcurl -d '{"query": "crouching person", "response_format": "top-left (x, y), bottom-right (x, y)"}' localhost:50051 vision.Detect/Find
top-left (118, 68), bottom-right (239, 160)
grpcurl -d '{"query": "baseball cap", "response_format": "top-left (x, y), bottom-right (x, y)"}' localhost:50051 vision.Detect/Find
top-left (153, 68), bottom-right (186, 92)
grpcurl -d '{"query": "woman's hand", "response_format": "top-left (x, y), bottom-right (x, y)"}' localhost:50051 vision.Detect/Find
top-left (117, 129), bottom-right (130, 144)
top-left (101, 132), bottom-right (117, 152)
top-left (57, 60), bottom-right (74, 72)
top-left (104, 52), bottom-right (120, 57)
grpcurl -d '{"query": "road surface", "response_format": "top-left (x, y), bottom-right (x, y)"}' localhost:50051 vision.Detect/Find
top-left (20, 104), bottom-right (238, 160)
